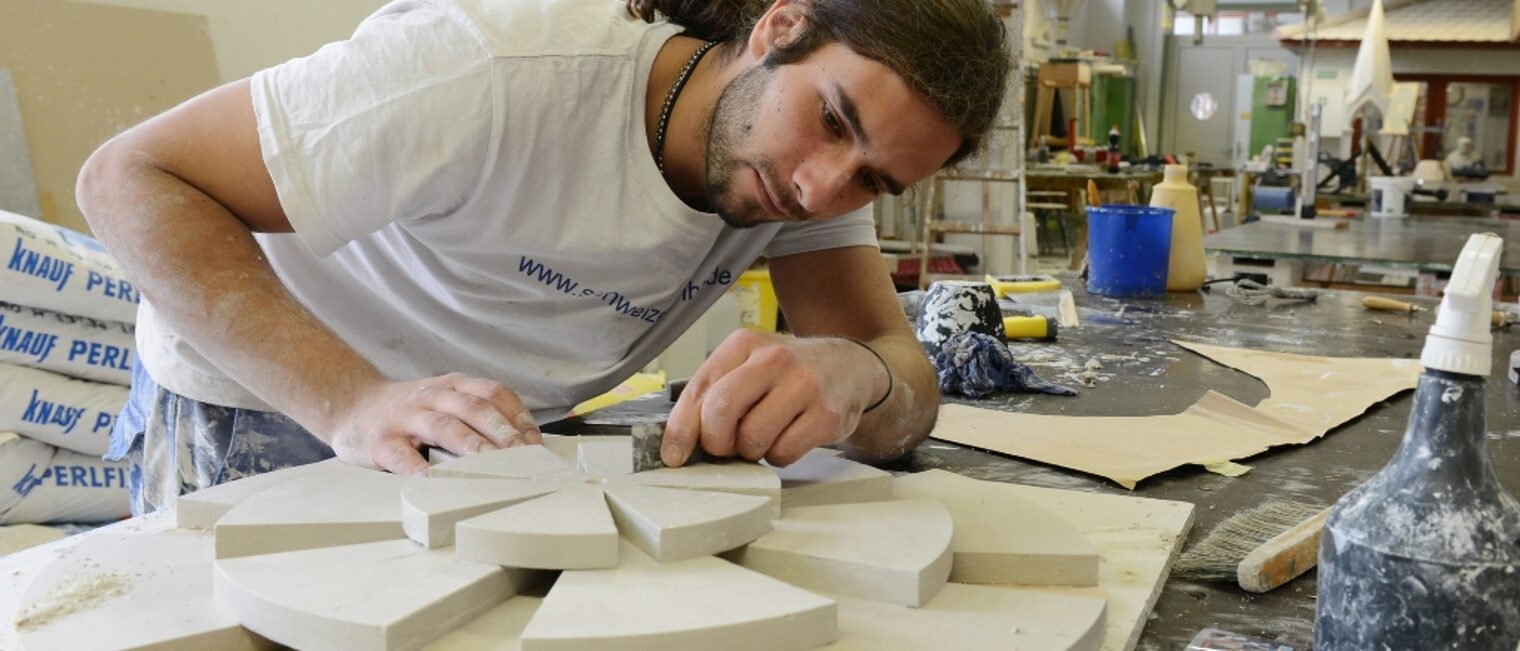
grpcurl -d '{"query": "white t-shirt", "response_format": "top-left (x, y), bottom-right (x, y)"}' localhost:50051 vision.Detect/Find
top-left (135, 0), bottom-right (878, 412)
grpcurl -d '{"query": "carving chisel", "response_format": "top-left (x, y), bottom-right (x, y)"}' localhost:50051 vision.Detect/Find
top-left (1363, 295), bottom-right (1508, 327)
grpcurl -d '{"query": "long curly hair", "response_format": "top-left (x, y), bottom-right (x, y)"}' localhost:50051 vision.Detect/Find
top-left (626, 0), bottom-right (1011, 167)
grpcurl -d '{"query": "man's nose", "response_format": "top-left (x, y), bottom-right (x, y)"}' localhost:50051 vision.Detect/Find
top-left (793, 153), bottom-right (858, 216)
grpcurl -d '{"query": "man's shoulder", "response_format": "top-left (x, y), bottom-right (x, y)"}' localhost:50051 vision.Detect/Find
top-left (424, 0), bottom-right (656, 59)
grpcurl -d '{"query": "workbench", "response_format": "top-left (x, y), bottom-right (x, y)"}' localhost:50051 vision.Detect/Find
top-left (563, 278), bottom-right (1520, 649)
top-left (1205, 217), bottom-right (1520, 294)
top-left (4, 280), bottom-right (1517, 650)
top-left (922, 282), bottom-right (1518, 648)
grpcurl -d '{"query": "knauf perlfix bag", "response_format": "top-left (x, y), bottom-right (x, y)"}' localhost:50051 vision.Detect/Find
top-left (0, 433), bottom-right (131, 524)
top-left (0, 301), bottom-right (135, 385)
top-left (0, 209), bottom-right (139, 324)
top-left (0, 362), bottom-right (126, 456)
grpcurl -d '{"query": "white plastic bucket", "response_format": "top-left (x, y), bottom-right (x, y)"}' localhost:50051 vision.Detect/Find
top-left (1369, 176), bottom-right (1415, 219)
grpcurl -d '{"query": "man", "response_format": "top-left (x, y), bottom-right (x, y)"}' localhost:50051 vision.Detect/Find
top-left (77, 0), bottom-right (1010, 514)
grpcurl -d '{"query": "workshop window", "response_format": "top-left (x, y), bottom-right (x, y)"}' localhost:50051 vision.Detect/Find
top-left (1396, 76), bottom-right (1520, 176)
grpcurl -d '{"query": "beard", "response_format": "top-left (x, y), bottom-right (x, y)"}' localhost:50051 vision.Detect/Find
top-left (704, 62), bottom-right (782, 230)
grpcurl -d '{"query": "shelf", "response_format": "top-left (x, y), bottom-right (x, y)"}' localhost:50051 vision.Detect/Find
top-left (937, 169), bottom-right (1023, 183)
top-left (927, 222), bottom-right (1022, 236)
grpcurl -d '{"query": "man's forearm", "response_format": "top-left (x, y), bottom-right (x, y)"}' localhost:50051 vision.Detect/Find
top-left (839, 333), bottom-right (939, 463)
top-left (79, 148), bottom-right (379, 441)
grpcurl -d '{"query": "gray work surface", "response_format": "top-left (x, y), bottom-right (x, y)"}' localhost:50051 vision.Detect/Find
top-left (1204, 217), bottom-right (1520, 275)
top-left (562, 279), bottom-right (1520, 650)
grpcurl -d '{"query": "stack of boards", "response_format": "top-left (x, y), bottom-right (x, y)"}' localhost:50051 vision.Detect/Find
top-left (10, 435), bottom-right (1194, 650)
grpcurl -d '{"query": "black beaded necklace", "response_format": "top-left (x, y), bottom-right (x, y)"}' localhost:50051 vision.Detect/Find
top-left (654, 40), bottom-right (719, 175)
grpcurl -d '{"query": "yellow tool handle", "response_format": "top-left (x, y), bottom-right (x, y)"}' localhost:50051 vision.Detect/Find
top-left (1362, 296), bottom-right (1417, 313)
top-left (1003, 316), bottom-right (1056, 341)
top-left (1237, 507), bottom-right (1331, 593)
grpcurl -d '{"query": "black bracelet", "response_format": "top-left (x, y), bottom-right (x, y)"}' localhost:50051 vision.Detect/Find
top-left (841, 337), bottom-right (893, 413)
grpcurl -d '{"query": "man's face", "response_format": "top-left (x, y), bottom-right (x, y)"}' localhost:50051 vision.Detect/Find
top-left (704, 42), bottom-right (961, 229)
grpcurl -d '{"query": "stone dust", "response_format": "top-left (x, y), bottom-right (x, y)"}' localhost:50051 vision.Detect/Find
top-left (14, 569), bottom-right (132, 631)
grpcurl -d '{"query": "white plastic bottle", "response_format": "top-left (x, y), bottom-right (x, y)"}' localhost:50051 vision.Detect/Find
top-left (1149, 165), bottom-right (1206, 291)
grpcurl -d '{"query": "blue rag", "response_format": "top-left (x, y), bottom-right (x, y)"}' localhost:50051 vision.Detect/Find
top-left (934, 332), bottom-right (1078, 398)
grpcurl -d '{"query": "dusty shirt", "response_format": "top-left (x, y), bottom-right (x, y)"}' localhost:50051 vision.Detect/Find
top-left (134, 0), bottom-right (877, 412)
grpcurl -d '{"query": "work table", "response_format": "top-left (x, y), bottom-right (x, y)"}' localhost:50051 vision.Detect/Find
top-left (907, 282), bottom-right (1518, 649)
top-left (4, 280), bottom-right (1515, 650)
top-left (571, 278), bottom-right (1520, 649)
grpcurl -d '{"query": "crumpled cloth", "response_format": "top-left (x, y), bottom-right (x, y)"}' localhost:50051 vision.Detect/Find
top-left (934, 332), bottom-right (1078, 398)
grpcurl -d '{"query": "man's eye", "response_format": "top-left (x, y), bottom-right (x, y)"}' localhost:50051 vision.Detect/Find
top-left (823, 105), bottom-right (843, 136)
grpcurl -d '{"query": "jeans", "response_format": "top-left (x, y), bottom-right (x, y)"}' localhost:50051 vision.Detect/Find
top-left (106, 361), bottom-right (334, 515)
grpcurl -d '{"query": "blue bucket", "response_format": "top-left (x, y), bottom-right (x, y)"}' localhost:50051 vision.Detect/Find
top-left (1086, 205), bottom-right (1174, 298)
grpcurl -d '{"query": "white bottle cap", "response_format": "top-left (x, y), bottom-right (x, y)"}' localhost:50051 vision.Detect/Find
top-left (1420, 233), bottom-right (1504, 377)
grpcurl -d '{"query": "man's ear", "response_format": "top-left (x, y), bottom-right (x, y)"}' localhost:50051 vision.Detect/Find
top-left (746, 0), bottom-right (809, 61)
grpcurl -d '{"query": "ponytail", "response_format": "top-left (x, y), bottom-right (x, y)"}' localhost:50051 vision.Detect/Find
top-left (624, 0), bottom-right (765, 42)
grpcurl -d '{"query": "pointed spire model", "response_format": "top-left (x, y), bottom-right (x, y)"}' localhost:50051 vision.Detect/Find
top-left (1346, 0), bottom-right (1394, 118)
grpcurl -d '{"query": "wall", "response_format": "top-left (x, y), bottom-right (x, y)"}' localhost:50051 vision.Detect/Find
top-left (79, 0), bottom-right (387, 82)
top-left (0, 0), bottom-right (382, 232)
top-left (1054, 0), bottom-right (1166, 150)
top-left (0, 0), bottom-right (219, 232)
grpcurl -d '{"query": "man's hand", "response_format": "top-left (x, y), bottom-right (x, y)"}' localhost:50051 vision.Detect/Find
top-left (326, 373), bottom-right (542, 476)
top-left (662, 329), bottom-right (889, 468)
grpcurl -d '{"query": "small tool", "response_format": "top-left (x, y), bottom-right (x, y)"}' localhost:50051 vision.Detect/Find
top-left (629, 421), bottom-right (716, 472)
top-left (1362, 295), bottom-right (1424, 314)
top-left (667, 378), bottom-right (689, 402)
top-left (1363, 295), bottom-right (1508, 327)
top-left (1003, 315), bottom-right (1057, 341)
top-left (1173, 499), bottom-right (1328, 593)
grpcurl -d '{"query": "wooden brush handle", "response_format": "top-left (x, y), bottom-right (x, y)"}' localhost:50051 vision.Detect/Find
top-left (1363, 296), bottom-right (1416, 313)
top-left (1237, 507), bottom-right (1331, 593)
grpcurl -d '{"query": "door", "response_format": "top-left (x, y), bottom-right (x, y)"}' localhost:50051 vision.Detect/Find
top-left (1165, 36), bottom-right (1300, 167)
top-left (1170, 44), bottom-right (1236, 164)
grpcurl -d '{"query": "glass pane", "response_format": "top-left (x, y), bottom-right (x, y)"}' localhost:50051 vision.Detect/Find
top-left (1443, 82), bottom-right (1514, 173)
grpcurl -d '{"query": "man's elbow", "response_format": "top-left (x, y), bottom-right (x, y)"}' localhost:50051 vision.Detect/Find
top-left (75, 134), bottom-right (145, 238)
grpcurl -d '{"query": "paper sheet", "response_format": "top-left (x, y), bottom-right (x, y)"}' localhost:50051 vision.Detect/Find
top-left (929, 341), bottom-right (1422, 489)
